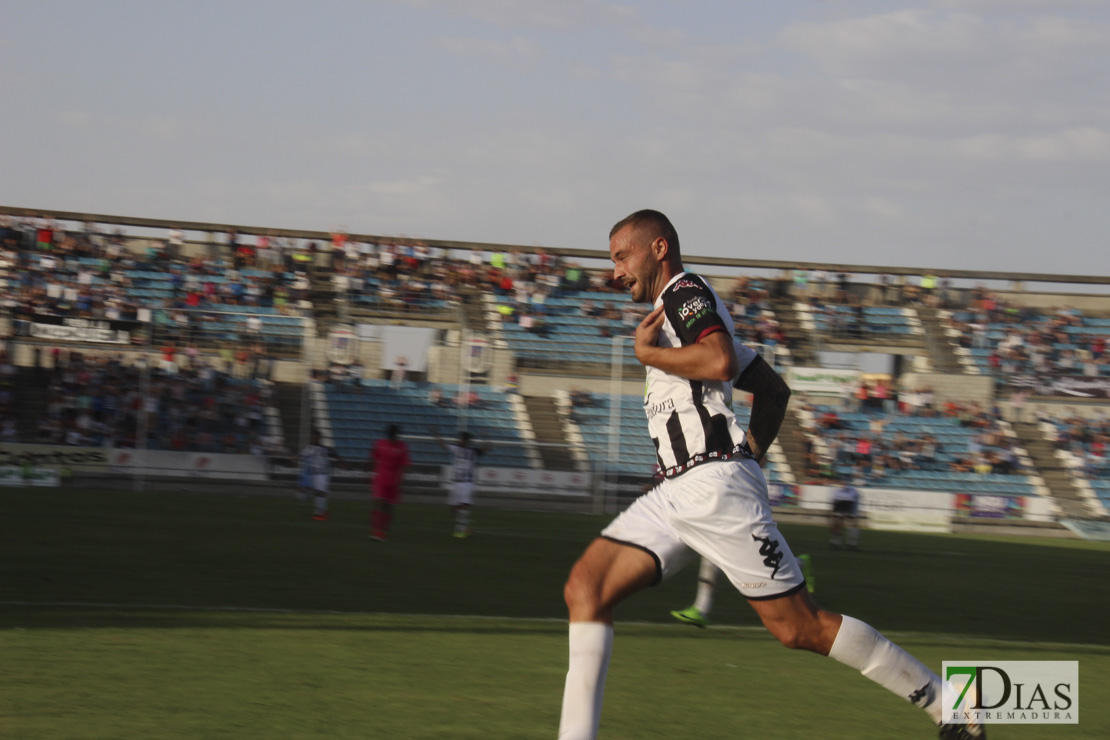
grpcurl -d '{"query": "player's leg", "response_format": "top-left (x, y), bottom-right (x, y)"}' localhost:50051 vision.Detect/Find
top-left (677, 461), bottom-right (954, 733)
top-left (370, 498), bottom-right (393, 541)
top-left (671, 557), bottom-right (719, 627)
top-left (846, 514), bottom-right (860, 550)
top-left (450, 483), bottom-right (473, 536)
top-left (747, 578), bottom-right (949, 728)
top-left (829, 512), bottom-right (845, 548)
top-left (559, 537), bottom-right (658, 740)
top-left (311, 475), bottom-right (329, 520)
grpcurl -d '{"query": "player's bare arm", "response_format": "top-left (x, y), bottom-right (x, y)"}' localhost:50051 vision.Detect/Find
top-left (633, 306), bottom-right (739, 381)
top-left (735, 355), bottom-right (791, 464)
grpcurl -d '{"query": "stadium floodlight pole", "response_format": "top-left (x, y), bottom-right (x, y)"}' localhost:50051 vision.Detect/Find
top-left (605, 334), bottom-right (624, 514)
top-left (133, 333), bottom-right (152, 493)
top-left (457, 329), bottom-right (470, 435)
top-left (298, 316), bottom-right (311, 454)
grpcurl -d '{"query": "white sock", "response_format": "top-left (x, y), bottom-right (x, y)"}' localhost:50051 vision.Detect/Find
top-left (829, 615), bottom-right (942, 725)
top-left (847, 527), bottom-right (860, 547)
top-left (313, 495), bottom-right (327, 513)
top-left (559, 622), bottom-right (613, 740)
top-left (693, 560), bottom-right (719, 615)
top-left (455, 508), bottom-right (470, 532)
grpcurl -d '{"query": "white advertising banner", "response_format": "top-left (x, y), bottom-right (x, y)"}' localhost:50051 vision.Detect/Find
top-left (0, 466), bottom-right (61, 487)
top-left (787, 367), bottom-right (860, 396)
top-left (473, 467), bottom-right (591, 497)
top-left (801, 484), bottom-right (954, 532)
top-left (105, 449), bottom-right (269, 480)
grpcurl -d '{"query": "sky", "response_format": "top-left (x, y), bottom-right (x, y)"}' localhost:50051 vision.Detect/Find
top-left (1, 0), bottom-right (1108, 276)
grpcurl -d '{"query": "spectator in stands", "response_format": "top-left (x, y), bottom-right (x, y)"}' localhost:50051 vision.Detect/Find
top-left (391, 356), bottom-right (408, 389)
top-left (345, 360), bottom-right (363, 389)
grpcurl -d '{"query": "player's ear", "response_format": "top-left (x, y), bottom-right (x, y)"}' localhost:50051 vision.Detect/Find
top-left (651, 236), bottom-right (669, 261)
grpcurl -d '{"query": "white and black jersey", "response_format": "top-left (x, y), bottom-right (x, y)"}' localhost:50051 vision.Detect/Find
top-left (645, 272), bottom-right (759, 478)
top-left (445, 444), bottom-right (481, 483)
top-left (832, 485), bottom-right (861, 516)
top-left (300, 444), bottom-right (333, 475)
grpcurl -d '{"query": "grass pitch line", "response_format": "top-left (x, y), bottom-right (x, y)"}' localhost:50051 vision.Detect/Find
top-left (4, 600), bottom-right (1110, 653)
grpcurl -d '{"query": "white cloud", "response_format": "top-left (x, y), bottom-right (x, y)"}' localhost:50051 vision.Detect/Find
top-left (957, 127), bottom-right (1110, 161)
top-left (436, 35), bottom-right (541, 65)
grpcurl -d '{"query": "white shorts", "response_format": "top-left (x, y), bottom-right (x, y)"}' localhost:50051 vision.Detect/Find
top-left (601, 459), bottom-right (806, 600)
top-left (448, 481), bottom-right (474, 507)
top-left (310, 474), bottom-right (329, 493)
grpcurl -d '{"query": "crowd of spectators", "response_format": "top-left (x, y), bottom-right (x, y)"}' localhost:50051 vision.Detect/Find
top-left (727, 276), bottom-right (790, 356)
top-left (0, 216), bottom-right (314, 348)
top-left (944, 290), bottom-right (1109, 378)
top-left (802, 394), bottom-right (1027, 485)
top-left (1041, 409), bottom-right (1110, 480)
top-left (31, 351), bottom-right (280, 455)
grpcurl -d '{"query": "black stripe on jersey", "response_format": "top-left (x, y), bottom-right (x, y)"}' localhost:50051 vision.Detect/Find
top-left (665, 410), bottom-right (689, 469)
top-left (691, 380), bottom-right (735, 460)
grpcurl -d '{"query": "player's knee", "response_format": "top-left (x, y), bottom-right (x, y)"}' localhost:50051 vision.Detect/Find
top-left (563, 564), bottom-right (604, 618)
top-left (768, 619), bottom-right (825, 652)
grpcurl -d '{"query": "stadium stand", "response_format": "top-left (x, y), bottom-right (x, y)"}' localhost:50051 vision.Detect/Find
top-left (938, 294), bottom-right (1110, 381)
top-left (3, 205), bottom-right (1109, 527)
top-left (1036, 411), bottom-right (1110, 515)
top-left (319, 379), bottom-right (538, 470)
top-left (805, 303), bottom-right (923, 339)
top-left (796, 401), bottom-right (1044, 497)
top-left (31, 353), bottom-right (283, 454)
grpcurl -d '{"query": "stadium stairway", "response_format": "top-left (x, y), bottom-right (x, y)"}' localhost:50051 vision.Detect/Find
top-left (776, 407), bottom-right (810, 483)
top-left (917, 305), bottom-right (964, 373)
top-left (274, 382), bottom-right (307, 452)
top-left (1012, 421), bottom-right (1096, 519)
top-left (521, 395), bottom-right (579, 471)
top-left (458, 289), bottom-right (487, 332)
top-left (14, 366), bottom-right (51, 439)
top-left (769, 296), bottom-right (817, 366)
top-left (308, 264), bottom-right (340, 331)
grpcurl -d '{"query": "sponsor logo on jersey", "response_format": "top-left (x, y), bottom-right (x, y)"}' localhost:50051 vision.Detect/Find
top-left (678, 296), bottom-right (711, 322)
top-left (672, 279), bottom-right (700, 290)
top-left (644, 397), bottom-right (675, 420)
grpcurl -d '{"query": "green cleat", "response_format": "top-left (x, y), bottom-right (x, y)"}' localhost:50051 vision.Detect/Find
top-left (670, 605), bottom-right (709, 628)
top-left (797, 553), bottom-right (816, 594)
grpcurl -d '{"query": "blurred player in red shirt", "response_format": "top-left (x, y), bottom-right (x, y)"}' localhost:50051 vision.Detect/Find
top-left (369, 424), bottom-right (410, 542)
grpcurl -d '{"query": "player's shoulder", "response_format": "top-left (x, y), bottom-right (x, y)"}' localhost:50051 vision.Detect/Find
top-left (662, 272), bottom-right (714, 300)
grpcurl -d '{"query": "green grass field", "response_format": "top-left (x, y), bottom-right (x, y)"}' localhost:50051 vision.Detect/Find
top-left (2, 487), bottom-right (1109, 739)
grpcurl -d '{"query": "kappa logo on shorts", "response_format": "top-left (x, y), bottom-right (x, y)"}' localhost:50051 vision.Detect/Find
top-left (752, 534), bottom-right (784, 579)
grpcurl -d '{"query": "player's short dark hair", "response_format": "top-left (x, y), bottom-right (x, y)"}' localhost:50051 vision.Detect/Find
top-left (387, 424), bottom-right (401, 440)
top-left (609, 209), bottom-right (680, 256)
top-left (459, 431), bottom-right (471, 444)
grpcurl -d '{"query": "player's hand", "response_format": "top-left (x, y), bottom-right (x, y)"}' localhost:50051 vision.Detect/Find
top-left (634, 305), bottom-right (665, 363)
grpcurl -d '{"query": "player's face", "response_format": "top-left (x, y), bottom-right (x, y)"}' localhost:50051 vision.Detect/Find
top-left (609, 226), bottom-right (660, 304)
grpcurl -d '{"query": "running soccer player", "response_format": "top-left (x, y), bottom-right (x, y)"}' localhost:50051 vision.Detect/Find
top-left (558, 210), bottom-right (982, 740)
top-left (369, 424), bottom-right (410, 541)
top-left (830, 481), bottom-right (862, 550)
top-left (434, 428), bottom-right (487, 538)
